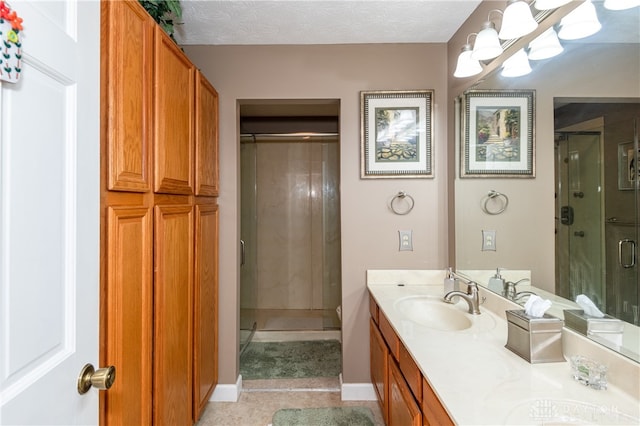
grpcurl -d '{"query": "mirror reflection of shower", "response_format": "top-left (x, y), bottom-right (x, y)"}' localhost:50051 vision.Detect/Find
top-left (239, 100), bottom-right (342, 354)
top-left (554, 101), bottom-right (640, 326)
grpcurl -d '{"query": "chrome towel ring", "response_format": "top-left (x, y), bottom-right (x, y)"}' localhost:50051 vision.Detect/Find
top-left (482, 190), bottom-right (509, 215)
top-left (391, 191), bottom-right (415, 215)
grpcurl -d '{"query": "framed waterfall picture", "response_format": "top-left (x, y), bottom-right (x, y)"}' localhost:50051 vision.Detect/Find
top-left (461, 89), bottom-right (535, 178)
top-left (360, 90), bottom-right (434, 178)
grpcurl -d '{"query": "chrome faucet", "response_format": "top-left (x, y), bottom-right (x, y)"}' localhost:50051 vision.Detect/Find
top-left (503, 278), bottom-right (531, 301)
top-left (444, 281), bottom-right (481, 315)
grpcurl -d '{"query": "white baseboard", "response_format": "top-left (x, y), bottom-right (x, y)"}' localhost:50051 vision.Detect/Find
top-left (339, 374), bottom-right (377, 401)
top-left (209, 375), bottom-right (242, 402)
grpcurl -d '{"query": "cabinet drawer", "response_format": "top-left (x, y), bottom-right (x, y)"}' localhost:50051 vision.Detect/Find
top-left (399, 343), bottom-right (422, 402)
top-left (369, 294), bottom-right (379, 324)
top-left (379, 312), bottom-right (400, 361)
top-left (422, 377), bottom-right (454, 426)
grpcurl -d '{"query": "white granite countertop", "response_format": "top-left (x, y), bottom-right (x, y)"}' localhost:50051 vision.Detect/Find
top-left (367, 270), bottom-right (640, 425)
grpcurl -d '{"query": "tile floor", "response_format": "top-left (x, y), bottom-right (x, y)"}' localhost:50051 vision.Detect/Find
top-left (196, 378), bottom-right (385, 426)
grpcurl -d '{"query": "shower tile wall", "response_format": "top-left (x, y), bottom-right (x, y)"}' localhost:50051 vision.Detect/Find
top-left (256, 140), bottom-right (339, 310)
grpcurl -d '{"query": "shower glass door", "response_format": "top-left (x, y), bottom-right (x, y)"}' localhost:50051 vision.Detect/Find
top-left (556, 132), bottom-right (604, 306)
top-left (556, 115), bottom-right (640, 325)
top-left (240, 138), bottom-right (258, 350)
top-left (606, 118), bottom-right (639, 325)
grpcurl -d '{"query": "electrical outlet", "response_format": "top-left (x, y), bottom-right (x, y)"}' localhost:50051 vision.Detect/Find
top-left (482, 230), bottom-right (496, 251)
top-left (399, 230), bottom-right (413, 251)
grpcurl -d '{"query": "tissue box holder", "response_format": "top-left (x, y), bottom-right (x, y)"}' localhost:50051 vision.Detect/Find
top-left (505, 310), bottom-right (564, 363)
top-left (563, 309), bottom-right (624, 337)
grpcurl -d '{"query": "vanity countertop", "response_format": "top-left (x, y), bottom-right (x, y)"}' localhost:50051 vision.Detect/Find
top-left (367, 272), bottom-right (640, 425)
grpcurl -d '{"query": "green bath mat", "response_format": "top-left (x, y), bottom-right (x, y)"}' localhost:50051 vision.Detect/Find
top-left (240, 340), bottom-right (341, 380)
top-left (272, 406), bottom-right (375, 426)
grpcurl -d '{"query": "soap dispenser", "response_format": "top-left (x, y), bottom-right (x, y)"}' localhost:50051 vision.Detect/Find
top-left (488, 268), bottom-right (504, 293)
top-left (444, 267), bottom-right (457, 295)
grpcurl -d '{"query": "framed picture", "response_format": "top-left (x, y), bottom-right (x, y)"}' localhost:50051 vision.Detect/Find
top-left (360, 90), bottom-right (434, 178)
top-left (618, 142), bottom-right (639, 190)
top-left (461, 89), bottom-right (535, 178)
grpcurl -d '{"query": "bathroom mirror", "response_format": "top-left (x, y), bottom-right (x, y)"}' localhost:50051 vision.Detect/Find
top-left (454, 2), bottom-right (640, 363)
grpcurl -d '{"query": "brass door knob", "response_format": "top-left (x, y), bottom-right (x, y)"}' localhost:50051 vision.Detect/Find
top-left (77, 363), bottom-right (116, 395)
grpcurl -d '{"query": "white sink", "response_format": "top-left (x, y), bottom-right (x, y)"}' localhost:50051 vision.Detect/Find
top-left (393, 295), bottom-right (473, 331)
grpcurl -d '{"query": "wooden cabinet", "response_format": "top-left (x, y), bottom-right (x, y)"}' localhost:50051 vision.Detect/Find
top-left (369, 294), bottom-right (453, 426)
top-left (154, 28), bottom-right (195, 195)
top-left (102, 205), bottom-right (153, 426)
top-left (193, 203), bottom-right (219, 418)
top-left (101, 1), bottom-right (219, 424)
top-left (195, 72), bottom-right (219, 197)
top-left (389, 358), bottom-right (422, 426)
top-left (370, 318), bottom-right (389, 425)
top-left (102, 0), bottom-right (153, 192)
top-left (422, 378), bottom-right (454, 426)
top-left (153, 204), bottom-right (194, 425)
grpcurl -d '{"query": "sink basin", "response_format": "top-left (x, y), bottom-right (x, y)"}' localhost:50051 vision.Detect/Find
top-left (393, 295), bottom-right (472, 331)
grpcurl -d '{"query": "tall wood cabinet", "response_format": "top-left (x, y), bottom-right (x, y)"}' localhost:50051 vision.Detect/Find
top-left (100, 1), bottom-right (219, 424)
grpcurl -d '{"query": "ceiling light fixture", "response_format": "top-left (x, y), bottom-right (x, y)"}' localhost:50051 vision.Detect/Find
top-left (499, 0), bottom-right (538, 40)
top-left (558, 0), bottom-right (602, 40)
top-left (454, 34), bottom-right (483, 78)
top-left (471, 10), bottom-right (504, 61)
top-left (603, 0), bottom-right (640, 10)
top-left (534, 0), bottom-right (572, 10)
top-left (501, 48), bottom-right (532, 77)
top-left (528, 27), bottom-right (564, 60)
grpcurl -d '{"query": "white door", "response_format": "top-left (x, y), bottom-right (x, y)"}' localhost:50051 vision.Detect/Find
top-left (0, 1), bottom-right (100, 424)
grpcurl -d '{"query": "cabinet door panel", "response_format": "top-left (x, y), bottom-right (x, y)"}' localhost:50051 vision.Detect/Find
top-left (193, 203), bottom-right (219, 421)
top-left (195, 72), bottom-right (219, 196)
top-left (103, 206), bottom-right (153, 426)
top-left (103, 0), bottom-right (153, 192)
top-left (370, 318), bottom-right (389, 425)
top-left (154, 204), bottom-right (194, 425)
top-left (422, 377), bottom-right (454, 426)
top-left (154, 29), bottom-right (195, 194)
top-left (400, 343), bottom-right (422, 402)
top-left (389, 359), bottom-right (421, 426)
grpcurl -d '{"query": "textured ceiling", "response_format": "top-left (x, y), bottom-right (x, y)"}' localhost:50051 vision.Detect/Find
top-left (174, 0), bottom-right (483, 45)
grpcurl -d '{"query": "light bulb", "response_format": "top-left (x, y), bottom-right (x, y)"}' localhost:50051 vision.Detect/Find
top-left (499, 0), bottom-right (538, 40)
top-left (528, 27), bottom-right (564, 60)
top-left (454, 44), bottom-right (483, 78)
top-left (558, 0), bottom-right (602, 40)
top-left (472, 22), bottom-right (503, 61)
top-left (502, 48), bottom-right (532, 77)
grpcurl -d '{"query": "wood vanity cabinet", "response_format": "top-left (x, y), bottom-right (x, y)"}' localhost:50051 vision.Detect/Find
top-left (101, 1), bottom-right (219, 424)
top-left (389, 358), bottom-right (422, 426)
top-left (369, 294), bottom-right (454, 426)
top-left (370, 318), bottom-right (389, 424)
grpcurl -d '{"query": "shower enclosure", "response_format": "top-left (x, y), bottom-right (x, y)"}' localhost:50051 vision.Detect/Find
top-left (240, 133), bottom-right (341, 351)
top-left (555, 103), bottom-right (639, 325)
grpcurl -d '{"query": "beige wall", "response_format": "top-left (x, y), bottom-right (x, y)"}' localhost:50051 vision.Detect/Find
top-left (185, 43), bottom-right (450, 384)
